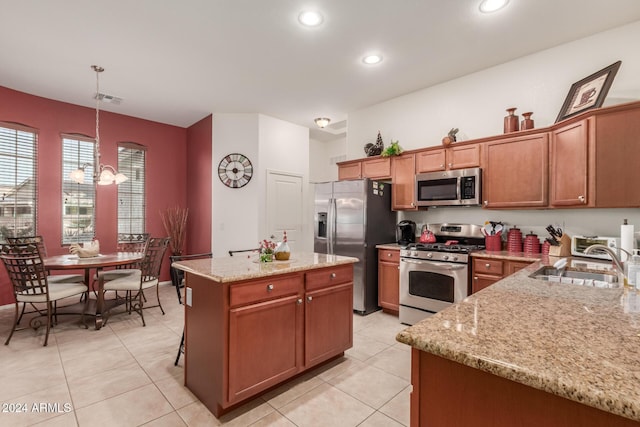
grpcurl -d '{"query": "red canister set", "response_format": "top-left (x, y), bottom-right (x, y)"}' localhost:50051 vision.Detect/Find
top-left (506, 226), bottom-right (541, 254)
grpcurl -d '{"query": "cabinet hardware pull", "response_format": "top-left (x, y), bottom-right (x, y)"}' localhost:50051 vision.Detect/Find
top-left (267, 284), bottom-right (274, 291)
top-left (578, 195), bottom-right (585, 203)
top-left (485, 263), bottom-right (491, 269)
top-left (330, 273), bottom-right (337, 278)
top-left (440, 164), bottom-right (444, 168)
top-left (297, 298), bottom-right (303, 305)
top-left (307, 296), bottom-right (313, 302)
top-left (387, 253), bottom-right (392, 257)
top-left (483, 200), bottom-right (488, 206)
top-left (474, 276), bottom-right (478, 281)
top-left (448, 163), bottom-right (452, 168)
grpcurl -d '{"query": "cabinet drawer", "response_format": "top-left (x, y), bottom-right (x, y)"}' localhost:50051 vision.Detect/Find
top-left (230, 274), bottom-right (303, 307)
top-left (306, 265), bottom-right (353, 291)
top-left (378, 249), bottom-right (400, 263)
top-left (473, 258), bottom-right (504, 277)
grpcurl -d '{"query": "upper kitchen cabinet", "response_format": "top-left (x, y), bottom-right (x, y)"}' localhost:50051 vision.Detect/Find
top-left (337, 157), bottom-right (391, 180)
top-left (415, 144), bottom-right (481, 173)
top-left (391, 153), bottom-right (418, 210)
top-left (550, 119), bottom-right (590, 207)
top-left (483, 133), bottom-right (549, 208)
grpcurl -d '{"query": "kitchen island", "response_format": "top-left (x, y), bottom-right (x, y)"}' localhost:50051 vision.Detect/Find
top-left (172, 252), bottom-right (358, 417)
top-left (396, 260), bottom-right (640, 426)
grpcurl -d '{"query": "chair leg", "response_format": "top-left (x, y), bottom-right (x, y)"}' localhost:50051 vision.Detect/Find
top-left (174, 329), bottom-right (185, 366)
top-left (4, 302), bottom-right (19, 346)
top-left (175, 280), bottom-right (182, 305)
top-left (43, 301), bottom-right (52, 347)
top-left (16, 302), bottom-right (27, 325)
top-left (156, 284), bottom-right (165, 315)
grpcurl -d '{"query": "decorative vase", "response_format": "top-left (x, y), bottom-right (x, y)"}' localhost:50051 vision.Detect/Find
top-left (274, 241), bottom-right (290, 260)
top-left (521, 112), bottom-right (534, 130)
top-left (259, 251), bottom-right (274, 263)
top-left (504, 108), bottom-right (519, 133)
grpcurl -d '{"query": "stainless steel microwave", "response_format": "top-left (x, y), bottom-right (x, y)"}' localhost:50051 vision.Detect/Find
top-left (415, 167), bottom-right (482, 207)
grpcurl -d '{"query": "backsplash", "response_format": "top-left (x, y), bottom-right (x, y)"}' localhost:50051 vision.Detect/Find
top-left (398, 207), bottom-right (640, 247)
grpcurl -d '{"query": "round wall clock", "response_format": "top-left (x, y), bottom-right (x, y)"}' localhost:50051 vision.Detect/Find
top-left (218, 153), bottom-right (253, 188)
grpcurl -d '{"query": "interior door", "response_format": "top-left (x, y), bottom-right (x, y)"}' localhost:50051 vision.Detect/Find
top-left (266, 170), bottom-right (303, 251)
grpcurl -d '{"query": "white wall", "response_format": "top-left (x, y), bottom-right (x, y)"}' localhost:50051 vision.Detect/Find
top-left (211, 113), bottom-right (311, 257)
top-left (309, 136), bottom-right (346, 183)
top-left (344, 20), bottom-right (640, 240)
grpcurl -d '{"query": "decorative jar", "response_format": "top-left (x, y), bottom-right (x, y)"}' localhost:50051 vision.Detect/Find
top-left (504, 107), bottom-right (519, 133)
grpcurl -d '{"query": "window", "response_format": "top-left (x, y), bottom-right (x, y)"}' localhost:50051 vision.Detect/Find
top-left (117, 142), bottom-right (146, 234)
top-left (0, 122), bottom-right (37, 243)
top-left (62, 135), bottom-right (95, 244)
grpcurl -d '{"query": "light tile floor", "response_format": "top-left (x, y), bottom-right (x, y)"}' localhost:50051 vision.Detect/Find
top-left (0, 284), bottom-right (411, 426)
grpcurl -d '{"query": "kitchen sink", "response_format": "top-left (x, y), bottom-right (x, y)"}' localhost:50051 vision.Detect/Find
top-left (529, 266), bottom-right (620, 288)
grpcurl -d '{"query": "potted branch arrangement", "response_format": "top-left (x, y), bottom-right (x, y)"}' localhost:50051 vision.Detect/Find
top-left (160, 206), bottom-right (189, 256)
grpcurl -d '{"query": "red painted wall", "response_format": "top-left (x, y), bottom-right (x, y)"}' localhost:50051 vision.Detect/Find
top-left (186, 115), bottom-right (212, 255)
top-left (0, 86), bottom-right (192, 306)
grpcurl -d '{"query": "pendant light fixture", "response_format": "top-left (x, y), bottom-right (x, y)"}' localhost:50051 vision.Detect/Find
top-left (314, 117), bottom-right (331, 128)
top-left (69, 65), bottom-right (128, 186)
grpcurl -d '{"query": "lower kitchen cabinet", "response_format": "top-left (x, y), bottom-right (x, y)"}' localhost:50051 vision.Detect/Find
top-left (378, 248), bottom-right (400, 314)
top-left (472, 256), bottom-right (535, 294)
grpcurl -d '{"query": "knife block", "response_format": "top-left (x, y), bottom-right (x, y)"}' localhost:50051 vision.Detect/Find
top-left (548, 234), bottom-right (571, 257)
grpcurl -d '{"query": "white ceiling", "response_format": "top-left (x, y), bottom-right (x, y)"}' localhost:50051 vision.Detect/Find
top-left (2, 1), bottom-right (640, 142)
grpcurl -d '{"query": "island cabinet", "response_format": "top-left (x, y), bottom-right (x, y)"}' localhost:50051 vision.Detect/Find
top-left (482, 133), bottom-right (549, 208)
top-left (391, 153), bottom-right (417, 210)
top-left (183, 262), bottom-right (354, 417)
top-left (415, 144), bottom-right (481, 173)
top-left (378, 248), bottom-right (400, 314)
top-left (472, 256), bottom-right (535, 294)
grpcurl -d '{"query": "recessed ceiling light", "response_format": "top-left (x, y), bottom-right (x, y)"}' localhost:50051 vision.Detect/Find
top-left (362, 54), bottom-right (383, 65)
top-left (479, 0), bottom-right (509, 13)
top-left (298, 11), bottom-right (323, 27)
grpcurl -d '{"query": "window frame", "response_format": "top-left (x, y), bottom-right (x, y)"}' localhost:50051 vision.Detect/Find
top-left (0, 121), bottom-right (38, 243)
top-left (117, 141), bottom-right (146, 235)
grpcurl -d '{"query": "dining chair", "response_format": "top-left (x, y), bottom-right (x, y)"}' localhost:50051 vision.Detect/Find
top-left (98, 233), bottom-right (150, 282)
top-left (169, 252), bottom-right (213, 365)
top-left (97, 237), bottom-right (170, 327)
top-left (1, 243), bottom-right (88, 346)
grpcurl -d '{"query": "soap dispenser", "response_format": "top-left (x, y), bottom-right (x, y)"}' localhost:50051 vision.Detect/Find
top-left (626, 249), bottom-right (640, 290)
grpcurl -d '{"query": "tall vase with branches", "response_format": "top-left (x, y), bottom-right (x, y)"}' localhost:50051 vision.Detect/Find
top-left (160, 206), bottom-right (189, 256)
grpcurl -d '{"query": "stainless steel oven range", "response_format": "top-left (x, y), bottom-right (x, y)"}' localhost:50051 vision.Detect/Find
top-left (399, 223), bottom-right (485, 325)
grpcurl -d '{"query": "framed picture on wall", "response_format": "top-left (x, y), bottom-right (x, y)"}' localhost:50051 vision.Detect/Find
top-left (555, 60), bottom-right (622, 123)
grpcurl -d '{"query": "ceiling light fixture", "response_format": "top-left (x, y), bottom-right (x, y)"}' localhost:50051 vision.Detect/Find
top-left (314, 118), bottom-right (331, 128)
top-left (298, 11), bottom-right (323, 27)
top-left (362, 54), bottom-right (383, 65)
top-left (479, 0), bottom-right (509, 13)
top-left (69, 66), bottom-right (128, 186)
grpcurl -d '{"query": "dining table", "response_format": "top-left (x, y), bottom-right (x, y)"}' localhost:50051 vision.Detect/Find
top-left (43, 252), bottom-right (143, 330)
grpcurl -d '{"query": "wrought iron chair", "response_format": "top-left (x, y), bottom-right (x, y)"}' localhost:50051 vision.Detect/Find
top-left (99, 233), bottom-right (150, 281)
top-left (97, 237), bottom-right (170, 327)
top-left (170, 252), bottom-right (213, 366)
top-left (1, 243), bottom-right (88, 346)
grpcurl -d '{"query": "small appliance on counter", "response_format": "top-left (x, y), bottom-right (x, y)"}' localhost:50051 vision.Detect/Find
top-left (397, 220), bottom-right (416, 246)
top-left (571, 235), bottom-right (619, 260)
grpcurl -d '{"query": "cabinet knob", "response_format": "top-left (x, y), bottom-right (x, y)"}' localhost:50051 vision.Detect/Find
top-left (307, 296), bottom-right (313, 302)
top-left (483, 200), bottom-right (488, 206)
top-left (387, 253), bottom-right (392, 257)
top-left (485, 263), bottom-right (491, 269)
top-left (448, 163), bottom-right (453, 168)
top-left (267, 284), bottom-right (274, 292)
top-left (474, 276), bottom-right (478, 281)
top-left (578, 195), bottom-right (586, 203)
top-left (440, 164), bottom-right (445, 168)
top-left (297, 298), bottom-right (303, 305)
top-left (330, 272), bottom-right (337, 279)
top-left (411, 202), bottom-right (415, 207)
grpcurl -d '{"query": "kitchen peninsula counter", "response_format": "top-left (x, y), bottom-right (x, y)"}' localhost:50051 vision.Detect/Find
top-left (396, 261), bottom-right (640, 425)
top-left (172, 252), bottom-right (358, 417)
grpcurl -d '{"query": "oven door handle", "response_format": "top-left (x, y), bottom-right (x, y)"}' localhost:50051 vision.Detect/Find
top-left (401, 259), bottom-right (466, 270)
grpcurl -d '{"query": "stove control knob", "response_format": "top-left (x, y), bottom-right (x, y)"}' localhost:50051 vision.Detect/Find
top-left (452, 256), bottom-right (459, 262)
top-left (442, 255), bottom-right (449, 261)
top-left (411, 251), bottom-right (418, 257)
top-left (426, 253), bottom-right (433, 259)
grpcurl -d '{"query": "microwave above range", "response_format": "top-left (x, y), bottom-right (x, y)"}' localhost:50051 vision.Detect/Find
top-left (415, 167), bottom-right (481, 207)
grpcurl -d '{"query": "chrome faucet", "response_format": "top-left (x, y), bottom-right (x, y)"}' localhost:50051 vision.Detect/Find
top-left (584, 244), bottom-right (630, 273)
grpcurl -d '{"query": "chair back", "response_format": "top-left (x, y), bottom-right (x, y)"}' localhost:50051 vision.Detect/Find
top-left (0, 243), bottom-right (49, 300)
top-left (140, 237), bottom-right (170, 282)
top-left (6, 236), bottom-right (48, 257)
top-left (117, 233), bottom-right (150, 253)
top-left (169, 252), bottom-right (213, 303)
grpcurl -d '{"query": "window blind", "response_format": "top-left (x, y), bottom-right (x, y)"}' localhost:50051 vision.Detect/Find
top-left (117, 142), bottom-right (146, 234)
top-left (62, 135), bottom-right (95, 244)
top-left (0, 122), bottom-right (37, 243)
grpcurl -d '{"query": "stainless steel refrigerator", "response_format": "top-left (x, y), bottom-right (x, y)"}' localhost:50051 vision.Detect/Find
top-left (313, 179), bottom-right (396, 314)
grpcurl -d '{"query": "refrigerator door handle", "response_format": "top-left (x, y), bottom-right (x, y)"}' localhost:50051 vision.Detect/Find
top-left (327, 198), bottom-right (336, 254)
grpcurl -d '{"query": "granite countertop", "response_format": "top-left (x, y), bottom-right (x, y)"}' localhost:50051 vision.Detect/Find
top-left (396, 260), bottom-right (640, 422)
top-left (376, 243), bottom-right (403, 250)
top-left (471, 249), bottom-right (545, 262)
top-left (172, 252), bottom-right (358, 283)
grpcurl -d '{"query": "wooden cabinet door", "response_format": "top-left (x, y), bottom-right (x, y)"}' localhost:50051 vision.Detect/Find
top-left (416, 149), bottom-right (446, 173)
top-left (550, 119), bottom-right (590, 207)
top-left (338, 161), bottom-right (362, 181)
top-left (378, 249), bottom-right (400, 314)
top-left (305, 282), bottom-right (353, 367)
top-left (472, 275), bottom-right (499, 294)
top-left (362, 157), bottom-right (391, 179)
top-left (392, 153), bottom-right (417, 210)
top-left (507, 260), bottom-right (534, 275)
top-left (448, 144), bottom-right (481, 169)
top-left (483, 133), bottom-right (549, 208)
top-left (228, 294), bottom-right (303, 403)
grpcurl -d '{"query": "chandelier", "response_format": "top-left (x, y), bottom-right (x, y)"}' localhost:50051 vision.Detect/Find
top-left (69, 65), bottom-right (128, 186)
